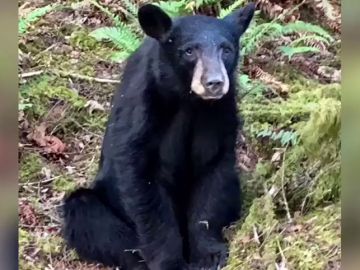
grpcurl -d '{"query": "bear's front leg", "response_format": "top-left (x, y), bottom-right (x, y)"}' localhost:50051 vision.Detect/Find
top-left (113, 161), bottom-right (188, 270)
top-left (186, 156), bottom-right (241, 269)
top-left (106, 104), bottom-right (188, 269)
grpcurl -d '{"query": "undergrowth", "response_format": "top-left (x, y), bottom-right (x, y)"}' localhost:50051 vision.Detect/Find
top-left (84, 0), bottom-right (334, 62)
top-left (18, 0), bottom-right (341, 269)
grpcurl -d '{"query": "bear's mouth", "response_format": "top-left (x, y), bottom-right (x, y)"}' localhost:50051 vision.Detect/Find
top-left (200, 94), bottom-right (225, 100)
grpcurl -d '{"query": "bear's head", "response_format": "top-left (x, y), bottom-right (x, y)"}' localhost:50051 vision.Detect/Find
top-left (138, 3), bottom-right (255, 100)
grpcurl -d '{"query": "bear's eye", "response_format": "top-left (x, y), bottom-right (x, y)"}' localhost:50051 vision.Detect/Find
top-left (223, 47), bottom-right (232, 54)
top-left (185, 48), bottom-right (193, 56)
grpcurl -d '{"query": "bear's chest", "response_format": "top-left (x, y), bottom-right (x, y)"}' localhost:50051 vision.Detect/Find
top-left (157, 106), bottom-right (222, 183)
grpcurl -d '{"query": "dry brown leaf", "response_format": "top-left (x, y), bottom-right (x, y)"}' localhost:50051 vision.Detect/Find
top-left (27, 122), bottom-right (48, 147)
top-left (19, 201), bottom-right (38, 227)
top-left (27, 123), bottom-right (66, 154)
top-left (44, 135), bottom-right (66, 154)
top-left (251, 65), bottom-right (289, 93)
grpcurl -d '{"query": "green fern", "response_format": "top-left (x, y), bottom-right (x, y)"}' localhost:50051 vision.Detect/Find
top-left (241, 20), bottom-right (283, 55)
top-left (89, 0), bottom-right (122, 26)
top-left (19, 4), bottom-right (60, 35)
top-left (122, 0), bottom-right (139, 19)
top-left (238, 74), bottom-right (266, 98)
top-left (110, 51), bottom-right (132, 62)
top-left (154, 0), bottom-right (188, 17)
top-left (87, 0), bottom-right (142, 62)
top-left (283, 21), bottom-right (334, 42)
top-left (280, 46), bottom-right (321, 60)
top-left (241, 19), bottom-right (333, 57)
top-left (257, 129), bottom-right (298, 146)
top-left (90, 26), bottom-right (141, 56)
top-left (219, 0), bottom-right (246, 18)
top-left (238, 74), bottom-right (253, 92)
top-left (290, 34), bottom-right (330, 47)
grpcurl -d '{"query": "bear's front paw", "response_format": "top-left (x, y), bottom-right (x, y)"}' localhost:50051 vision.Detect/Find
top-left (190, 241), bottom-right (228, 270)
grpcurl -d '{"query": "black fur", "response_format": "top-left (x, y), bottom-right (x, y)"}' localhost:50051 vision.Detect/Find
top-left (62, 4), bottom-right (255, 270)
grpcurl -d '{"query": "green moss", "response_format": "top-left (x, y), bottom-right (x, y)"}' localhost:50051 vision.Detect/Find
top-left (38, 234), bottom-right (64, 254)
top-left (70, 29), bottom-right (100, 51)
top-left (19, 229), bottom-right (46, 270)
top-left (53, 176), bottom-right (77, 193)
top-left (226, 195), bottom-right (279, 270)
top-left (69, 28), bottom-right (115, 60)
top-left (226, 202), bottom-right (340, 270)
top-left (240, 76), bottom-right (341, 208)
top-left (20, 75), bottom-right (86, 118)
top-left (19, 228), bottom-right (33, 254)
top-left (20, 153), bottom-right (44, 183)
top-left (19, 228), bottom-right (67, 270)
top-left (282, 204), bottom-right (340, 269)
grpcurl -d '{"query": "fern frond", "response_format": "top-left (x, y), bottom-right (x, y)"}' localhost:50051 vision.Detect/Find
top-left (315, 0), bottom-right (336, 21)
top-left (89, 0), bottom-right (122, 26)
top-left (283, 21), bottom-right (334, 42)
top-left (122, 0), bottom-right (139, 19)
top-left (251, 66), bottom-right (289, 93)
top-left (290, 34), bottom-right (330, 52)
top-left (241, 21), bottom-right (283, 55)
top-left (257, 129), bottom-right (298, 146)
top-left (19, 4), bottom-right (60, 35)
top-left (280, 46), bottom-right (321, 60)
top-left (238, 74), bottom-right (266, 98)
top-left (154, 0), bottom-right (188, 17)
top-left (110, 51), bottom-right (131, 62)
top-left (291, 34), bottom-right (330, 47)
top-left (219, 0), bottom-right (246, 18)
top-left (90, 26), bottom-right (141, 53)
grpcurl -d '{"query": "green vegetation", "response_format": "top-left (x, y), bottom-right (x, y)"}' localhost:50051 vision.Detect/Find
top-left (18, 0), bottom-right (341, 269)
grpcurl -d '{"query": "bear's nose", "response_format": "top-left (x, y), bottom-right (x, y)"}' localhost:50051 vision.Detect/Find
top-left (204, 78), bottom-right (224, 94)
top-left (205, 79), bottom-right (224, 88)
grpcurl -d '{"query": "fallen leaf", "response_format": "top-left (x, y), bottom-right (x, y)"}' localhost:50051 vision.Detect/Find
top-left (19, 201), bottom-right (38, 227)
top-left (27, 123), bottom-right (47, 147)
top-left (271, 151), bottom-right (283, 163)
top-left (41, 167), bottom-right (52, 180)
top-left (44, 135), bottom-right (66, 154)
top-left (66, 166), bottom-right (75, 174)
top-left (85, 100), bottom-right (105, 114)
top-left (27, 123), bottom-right (66, 154)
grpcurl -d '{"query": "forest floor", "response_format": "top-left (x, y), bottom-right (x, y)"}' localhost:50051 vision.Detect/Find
top-left (19, 0), bottom-right (341, 269)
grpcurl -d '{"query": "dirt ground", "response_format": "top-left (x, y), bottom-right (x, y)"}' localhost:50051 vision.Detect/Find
top-left (19, 1), bottom-right (341, 269)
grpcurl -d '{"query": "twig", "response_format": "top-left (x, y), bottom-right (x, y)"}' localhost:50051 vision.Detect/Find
top-left (72, 119), bottom-right (103, 138)
top-left (19, 175), bottom-right (62, 187)
top-left (19, 70), bottom-right (44, 79)
top-left (19, 69), bottom-right (121, 84)
top-left (54, 70), bottom-right (121, 84)
top-left (281, 150), bottom-right (292, 223)
top-left (253, 225), bottom-right (261, 244)
top-left (276, 239), bottom-right (288, 270)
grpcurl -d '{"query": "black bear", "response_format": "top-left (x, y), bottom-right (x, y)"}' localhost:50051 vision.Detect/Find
top-left (62, 3), bottom-right (255, 270)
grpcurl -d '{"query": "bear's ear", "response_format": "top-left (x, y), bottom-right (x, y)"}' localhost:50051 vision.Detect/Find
top-left (223, 2), bottom-right (255, 38)
top-left (138, 4), bottom-right (172, 41)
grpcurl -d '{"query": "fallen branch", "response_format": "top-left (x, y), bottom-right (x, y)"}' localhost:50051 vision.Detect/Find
top-left (19, 69), bottom-right (121, 84)
top-left (54, 70), bottom-right (121, 84)
top-left (19, 70), bottom-right (44, 79)
top-left (281, 150), bottom-right (293, 223)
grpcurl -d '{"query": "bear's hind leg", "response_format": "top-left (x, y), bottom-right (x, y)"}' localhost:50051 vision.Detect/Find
top-left (62, 188), bottom-right (147, 269)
